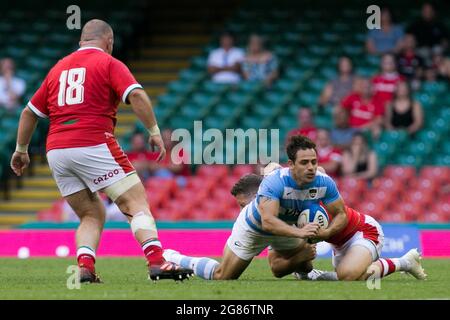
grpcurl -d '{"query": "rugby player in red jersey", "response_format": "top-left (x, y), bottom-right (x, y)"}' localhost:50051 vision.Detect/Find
top-left (10, 19), bottom-right (193, 283)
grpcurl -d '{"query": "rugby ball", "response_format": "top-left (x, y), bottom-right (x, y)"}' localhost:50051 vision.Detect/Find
top-left (297, 204), bottom-right (330, 229)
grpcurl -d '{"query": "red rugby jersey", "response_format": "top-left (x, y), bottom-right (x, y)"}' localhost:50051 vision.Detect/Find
top-left (27, 47), bottom-right (142, 151)
top-left (372, 72), bottom-right (404, 107)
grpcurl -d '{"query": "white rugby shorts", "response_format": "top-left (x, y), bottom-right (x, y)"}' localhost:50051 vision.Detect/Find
top-left (226, 205), bottom-right (303, 261)
top-left (46, 140), bottom-right (136, 197)
top-left (331, 215), bottom-right (384, 268)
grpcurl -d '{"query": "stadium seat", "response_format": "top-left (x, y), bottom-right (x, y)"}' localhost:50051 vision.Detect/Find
top-left (420, 166), bottom-right (450, 184)
top-left (197, 164), bottom-right (229, 180)
top-left (383, 166), bottom-right (416, 182)
top-left (232, 165), bottom-right (255, 178)
top-left (371, 177), bottom-right (403, 193)
top-left (403, 190), bottom-right (434, 207)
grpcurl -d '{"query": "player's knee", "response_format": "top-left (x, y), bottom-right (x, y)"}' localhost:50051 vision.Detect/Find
top-left (270, 264), bottom-right (287, 278)
top-left (336, 269), bottom-right (362, 281)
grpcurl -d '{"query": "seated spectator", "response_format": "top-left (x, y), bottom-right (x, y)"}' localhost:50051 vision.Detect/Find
top-left (385, 81), bottom-right (423, 135)
top-left (148, 129), bottom-right (190, 184)
top-left (318, 56), bottom-right (355, 108)
top-left (242, 34), bottom-right (279, 87)
top-left (366, 7), bottom-right (404, 55)
top-left (396, 33), bottom-right (424, 89)
top-left (286, 108), bottom-right (318, 143)
top-left (126, 132), bottom-right (153, 182)
top-left (340, 78), bottom-right (384, 138)
top-left (372, 53), bottom-right (405, 108)
top-left (0, 58), bottom-right (26, 111)
top-left (207, 31), bottom-right (245, 84)
top-left (406, 2), bottom-right (448, 64)
top-left (315, 129), bottom-right (342, 177)
top-left (330, 107), bottom-right (359, 149)
top-left (342, 133), bottom-right (378, 180)
top-left (431, 48), bottom-right (450, 81)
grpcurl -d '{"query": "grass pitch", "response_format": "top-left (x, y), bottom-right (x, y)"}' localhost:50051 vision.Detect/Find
top-left (0, 258), bottom-right (449, 300)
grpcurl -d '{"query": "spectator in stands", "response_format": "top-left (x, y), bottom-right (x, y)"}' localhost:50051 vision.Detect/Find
top-left (318, 56), bottom-right (355, 108)
top-left (330, 107), bottom-right (358, 150)
top-left (340, 77), bottom-right (384, 139)
top-left (207, 31), bottom-right (245, 84)
top-left (0, 58), bottom-right (26, 111)
top-left (315, 128), bottom-right (342, 177)
top-left (396, 34), bottom-right (424, 89)
top-left (384, 81), bottom-right (423, 136)
top-left (366, 7), bottom-right (404, 55)
top-left (148, 129), bottom-right (190, 184)
top-left (406, 2), bottom-right (448, 64)
top-left (342, 132), bottom-right (378, 180)
top-left (242, 34), bottom-right (279, 87)
top-left (372, 53), bottom-right (405, 108)
top-left (286, 107), bottom-right (318, 143)
top-left (430, 48), bottom-right (450, 81)
top-left (126, 132), bottom-right (153, 182)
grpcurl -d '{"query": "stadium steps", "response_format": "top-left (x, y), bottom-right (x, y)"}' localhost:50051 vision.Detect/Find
top-left (0, 160), bottom-right (58, 220)
top-left (117, 1), bottom-right (236, 144)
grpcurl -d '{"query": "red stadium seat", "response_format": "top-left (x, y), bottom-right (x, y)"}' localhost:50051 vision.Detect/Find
top-left (372, 177), bottom-right (403, 193)
top-left (175, 187), bottom-right (208, 206)
top-left (383, 166), bottom-right (416, 182)
top-left (197, 164), bottom-right (230, 180)
top-left (37, 199), bottom-right (66, 222)
top-left (355, 201), bottom-right (385, 220)
top-left (417, 211), bottom-right (449, 223)
top-left (392, 202), bottom-right (420, 221)
top-left (365, 189), bottom-right (395, 208)
top-left (380, 210), bottom-right (406, 222)
top-left (403, 190), bottom-right (434, 207)
top-left (419, 166), bottom-right (450, 184)
top-left (232, 165), bottom-right (256, 178)
top-left (145, 177), bottom-right (177, 194)
top-left (409, 177), bottom-right (439, 193)
top-left (339, 177), bottom-right (368, 192)
top-left (185, 176), bottom-right (215, 192)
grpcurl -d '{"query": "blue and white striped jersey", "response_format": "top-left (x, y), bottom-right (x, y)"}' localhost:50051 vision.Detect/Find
top-left (243, 167), bottom-right (341, 235)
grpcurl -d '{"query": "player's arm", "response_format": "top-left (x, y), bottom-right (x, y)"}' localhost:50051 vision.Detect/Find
top-left (313, 197), bottom-right (348, 241)
top-left (10, 107), bottom-right (39, 176)
top-left (258, 196), bottom-right (319, 238)
top-left (128, 88), bottom-right (166, 161)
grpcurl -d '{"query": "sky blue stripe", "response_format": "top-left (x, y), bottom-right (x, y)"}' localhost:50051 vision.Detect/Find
top-left (245, 215), bottom-right (272, 235)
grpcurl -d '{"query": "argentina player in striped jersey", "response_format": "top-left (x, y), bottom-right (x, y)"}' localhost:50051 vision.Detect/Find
top-left (162, 136), bottom-right (337, 280)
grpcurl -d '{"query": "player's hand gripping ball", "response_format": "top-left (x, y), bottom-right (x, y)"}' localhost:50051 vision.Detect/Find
top-left (297, 204), bottom-right (330, 243)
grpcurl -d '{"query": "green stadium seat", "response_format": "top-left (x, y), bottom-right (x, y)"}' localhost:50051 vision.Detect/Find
top-left (167, 80), bottom-right (196, 96)
top-left (190, 92), bottom-right (220, 108)
top-left (379, 130), bottom-right (408, 146)
top-left (201, 81), bottom-right (231, 96)
top-left (396, 154), bottom-right (423, 168)
top-left (373, 141), bottom-right (396, 157)
top-left (156, 94), bottom-right (184, 109)
top-left (433, 154), bottom-right (450, 166)
top-left (406, 141), bottom-right (433, 157)
top-left (179, 69), bottom-right (206, 84)
top-left (237, 81), bottom-right (264, 95)
top-left (416, 130), bottom-right (441, 145)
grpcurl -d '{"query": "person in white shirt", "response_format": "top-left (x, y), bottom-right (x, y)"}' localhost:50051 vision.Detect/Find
top-left (0, 58), bottom-right (26, 111)
top-left (207, 31), bottom-right (245, 84)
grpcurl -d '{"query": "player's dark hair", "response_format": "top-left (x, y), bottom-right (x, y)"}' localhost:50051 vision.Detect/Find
top-left (286, 135), bottom-right (317, 162)
top-left (230, 173), bottom-right (263, 197)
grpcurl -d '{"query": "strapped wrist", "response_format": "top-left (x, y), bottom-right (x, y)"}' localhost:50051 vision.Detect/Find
top-left (147, 125), bottom-right (160, 136)
top-left (16, 144), bottom-right (29, 153)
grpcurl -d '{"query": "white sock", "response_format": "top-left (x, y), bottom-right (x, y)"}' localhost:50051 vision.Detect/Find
top-left (164, 250), bottom-right (219, 280)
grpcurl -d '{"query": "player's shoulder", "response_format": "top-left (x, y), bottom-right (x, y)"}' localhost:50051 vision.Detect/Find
top-left (313, 170), bottom-right (336, 186)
